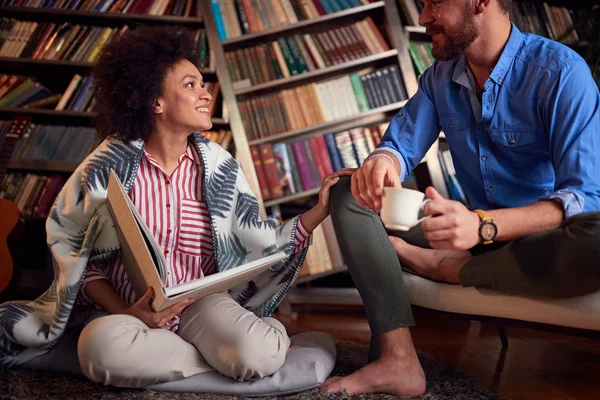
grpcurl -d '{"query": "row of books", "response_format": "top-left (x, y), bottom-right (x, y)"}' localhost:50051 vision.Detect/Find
top-left (0, 19), bottom-right (126, 61)
top-left (238, 67), bottom-right (406, 139)
top-left (408, 41), bottom-right (433, 76)
top-left (512, 2), bottom-right (596, 44)
top-left (200, 128), bottom-right (233, 150)
top-left (1, 172), bottom-right (66, 218)
top-left (210, 0), bottom-right (372, 40)
top-left (0, 19), bottom-right (206, 64)
top-left (2, 0), bottom-right (196, 17)
top-left (0, 75), bottom-right (52, 108)
top-left (227, 17), bottom-right (389, 88)
top-left (9, 123), bottom-right (99, 163)
top-left (437, 149), bottom-right (467, 206)
top-left (298, 216), bottom-right (342, 277)
top-left (4, 119), bottom-right (233, 166)
top-left (251, 121), bottom-right (388, 200)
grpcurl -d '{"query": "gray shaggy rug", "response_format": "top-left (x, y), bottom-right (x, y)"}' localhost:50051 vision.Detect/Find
top-left (0, 341), bottom-right (503, 400)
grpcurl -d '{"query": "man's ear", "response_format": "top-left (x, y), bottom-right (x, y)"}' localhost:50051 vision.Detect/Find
top-left (153, 98), bottom-right (163, 114)
top-left (474, 0), bottom-right (492, 14)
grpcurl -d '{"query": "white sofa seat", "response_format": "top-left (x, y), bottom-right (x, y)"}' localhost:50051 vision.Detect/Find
top-left (402, 271), bottom-right (600, 331)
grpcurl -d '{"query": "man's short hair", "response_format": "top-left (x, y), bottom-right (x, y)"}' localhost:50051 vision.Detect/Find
top-left (498, 0), bottom-right (512, 13)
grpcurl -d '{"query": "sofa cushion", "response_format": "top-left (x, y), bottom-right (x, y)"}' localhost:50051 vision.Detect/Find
top-left (403, 271), bottom-right (600, 330)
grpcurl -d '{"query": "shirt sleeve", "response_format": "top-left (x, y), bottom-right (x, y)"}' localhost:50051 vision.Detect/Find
top-left (540, 59), bottom-right (600, 218)
top-left (376, 67), bottom-right (443, 181)
top-left (292, 216), bottom-right (313, 253)
top-left (79, 263), bottom-right (109, 305)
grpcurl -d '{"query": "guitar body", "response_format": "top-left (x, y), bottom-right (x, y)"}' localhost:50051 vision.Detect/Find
top-left (0, 199), bottom-right (20, 294)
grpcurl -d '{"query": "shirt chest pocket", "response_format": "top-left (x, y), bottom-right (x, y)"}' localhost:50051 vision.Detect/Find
top-left (177, 198), bottom-right (211, 257)
top-left (489, 130), bottom-right (537, 148)
top-left (439, 113), bottom-right (468, 135)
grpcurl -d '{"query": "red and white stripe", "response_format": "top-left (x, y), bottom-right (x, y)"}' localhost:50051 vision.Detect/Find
top-left (81, 143), bottom-right (312, 331)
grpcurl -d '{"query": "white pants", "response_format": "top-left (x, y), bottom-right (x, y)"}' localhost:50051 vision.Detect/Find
top-left (77, 293), bottom-right (290, 387)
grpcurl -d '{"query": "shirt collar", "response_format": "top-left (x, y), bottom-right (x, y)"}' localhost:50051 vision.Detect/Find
top-left (452, 23), bottom-right (524, 86)
top-left (142, 141), bottom-right (202, 167)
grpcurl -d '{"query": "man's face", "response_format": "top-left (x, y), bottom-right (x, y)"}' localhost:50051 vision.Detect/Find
top-left (418, 0), bottom-right (480, 61)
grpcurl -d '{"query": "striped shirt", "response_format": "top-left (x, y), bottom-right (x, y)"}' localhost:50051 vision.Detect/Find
top-left (81, 143), bottom-right (312, 331)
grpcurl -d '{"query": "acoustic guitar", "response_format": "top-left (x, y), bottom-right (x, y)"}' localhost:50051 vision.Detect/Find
top-left (0, 199), bottom-right (19, 294)
top-left (0, 117), bottom-right (30, 295)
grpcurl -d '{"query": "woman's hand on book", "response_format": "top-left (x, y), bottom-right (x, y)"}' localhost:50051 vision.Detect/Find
top-left (125, 287), bottom-right (194, 329)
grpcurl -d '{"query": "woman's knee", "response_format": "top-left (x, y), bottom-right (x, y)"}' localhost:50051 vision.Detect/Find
top-left (329, 176), bottom-right (355, 218)
top-left (228, 317), bottom-right (290, 380)
top-left (77, 315), bottom-right (140, 383)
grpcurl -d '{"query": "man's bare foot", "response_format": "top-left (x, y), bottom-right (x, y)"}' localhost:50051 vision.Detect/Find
top-left (389, 237), bottom-right (471, 283)
top-left (320, 347), bottom-right (426, 396)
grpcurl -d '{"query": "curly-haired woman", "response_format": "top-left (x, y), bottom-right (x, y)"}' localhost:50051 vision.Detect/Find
top-left (0, 25), bottom-right (354, 385)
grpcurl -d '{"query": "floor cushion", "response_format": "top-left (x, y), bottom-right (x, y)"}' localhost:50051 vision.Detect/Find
top-left (21, 327), bottom-right (336, 397)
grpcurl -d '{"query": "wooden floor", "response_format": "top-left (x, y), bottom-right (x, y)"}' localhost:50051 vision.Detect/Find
top-left (276, 306), bottom-right (600, 400)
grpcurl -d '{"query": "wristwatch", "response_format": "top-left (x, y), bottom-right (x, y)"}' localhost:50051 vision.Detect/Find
top-left (473, 209), bottom-right (497, 245)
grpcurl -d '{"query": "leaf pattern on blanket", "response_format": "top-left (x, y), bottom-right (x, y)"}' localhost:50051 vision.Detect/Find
top-left (232, 281), bottom-right (258, 306)
top-left (78, 141), bottom-right (140, 203)
top-left (217, 233), bottom-right (250, 271)
top-left (0, 303), bottom-right (34, 340)
top-left (236, 193), bottom-right (277, 230)
top-left (48, 206), bottom-right (62, 227)
top-left (206, 158), bottom-right (238, 218)
top-left (49, 283), bottom-right (79, 337)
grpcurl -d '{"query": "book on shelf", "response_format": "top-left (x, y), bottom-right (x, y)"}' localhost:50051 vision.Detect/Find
top-left (1, 0), bottom-right (197, 17)
top-left (106, 170), bottom-right (287, 311)
top-left (210, 0), bottom-right (374, 40)
top-left (408, 41), bottom-right (433, 76)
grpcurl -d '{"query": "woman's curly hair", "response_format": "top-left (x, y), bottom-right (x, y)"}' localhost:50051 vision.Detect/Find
top-left (93, 25), bottom-right (198, 141)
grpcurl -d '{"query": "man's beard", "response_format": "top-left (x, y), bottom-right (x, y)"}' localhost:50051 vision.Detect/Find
top-left (428, 12), bottom-right (479, 61)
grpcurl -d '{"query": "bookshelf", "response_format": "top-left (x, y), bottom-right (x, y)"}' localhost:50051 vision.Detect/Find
top-left (196, 0), bottom-right (425, 303)
top-left (199, 0), bottom-right (421, 216)
top-left (0, 3), bottom-right (233, 290)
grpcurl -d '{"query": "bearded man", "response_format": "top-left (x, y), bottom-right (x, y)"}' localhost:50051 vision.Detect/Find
top-left (322, 0), bottom-right (600, 396)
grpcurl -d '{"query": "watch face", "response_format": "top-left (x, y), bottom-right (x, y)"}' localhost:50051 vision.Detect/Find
top-left (480, 221), bottom-right (498, 241)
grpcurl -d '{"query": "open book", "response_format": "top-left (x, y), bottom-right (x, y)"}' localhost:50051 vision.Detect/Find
top-left (106, 170), bottom-right (287, 312)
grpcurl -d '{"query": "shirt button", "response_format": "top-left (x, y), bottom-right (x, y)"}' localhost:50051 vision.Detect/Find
top-left (167, 228), bottom-right (172, 234)
top-left (499, 77), bottom-right (503, 82)
top-left (487, 187), bottom-right (493, 192)
top-left (481, 155), bottom-right (487, 161)
top-left (509, 139), bottom-right (516, 144)
top-left (164, 249), bottom-right (169, 255)
top-left (165, 179), bottom-right (170, 184)
top-left (448, 124), bottom-right (453, 129)
top-left (166, 203), bottom-right (171, 208)
top-left (399, 111), bottom-right (404, 117)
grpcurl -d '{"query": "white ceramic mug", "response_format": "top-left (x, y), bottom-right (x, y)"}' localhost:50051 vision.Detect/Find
top-left (380, 187), bottom-right (430, 231)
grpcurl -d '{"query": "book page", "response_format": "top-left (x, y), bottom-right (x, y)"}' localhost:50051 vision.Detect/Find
top-left (164, 251), bottom-right (287, 298)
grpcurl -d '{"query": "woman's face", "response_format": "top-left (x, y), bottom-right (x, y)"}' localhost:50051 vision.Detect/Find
top-left (155, 59), bottom-right (213, 133)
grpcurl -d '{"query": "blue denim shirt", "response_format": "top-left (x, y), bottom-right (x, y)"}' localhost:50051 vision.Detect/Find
top-left (378, 25), bottom-right (600, 218)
